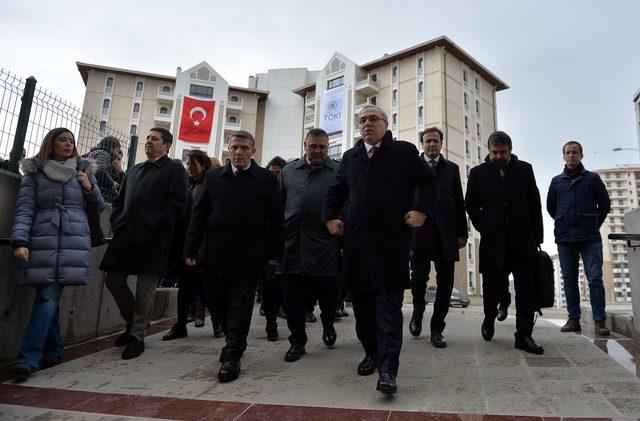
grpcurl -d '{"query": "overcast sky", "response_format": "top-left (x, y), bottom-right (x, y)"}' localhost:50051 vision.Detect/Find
top-left (1, 0), bottom-right (639, 253)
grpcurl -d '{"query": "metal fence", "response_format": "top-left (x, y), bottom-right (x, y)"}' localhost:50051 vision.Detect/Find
top-left (0, 67), bottom-right (136, 200)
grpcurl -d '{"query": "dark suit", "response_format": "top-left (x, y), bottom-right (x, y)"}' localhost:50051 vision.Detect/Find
top-left (324, 130), bottom-right (438, 376)
top-left (465, 154), bottom-right (543, 337)
top-left (411, 153), bottom-right (467, 334)
top-left (184, 160), bottom-right (284, 362)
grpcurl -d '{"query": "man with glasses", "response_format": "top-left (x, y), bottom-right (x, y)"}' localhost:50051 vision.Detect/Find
top-left (324, 105), bottom-right (438, 394)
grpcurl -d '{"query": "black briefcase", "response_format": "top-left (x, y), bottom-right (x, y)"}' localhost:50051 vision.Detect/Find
top-left (535, 247), bottom-right (555, 313)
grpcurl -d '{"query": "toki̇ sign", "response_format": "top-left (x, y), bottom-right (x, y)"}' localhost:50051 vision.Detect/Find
top-left (320, 86), bottom-right (345, 135)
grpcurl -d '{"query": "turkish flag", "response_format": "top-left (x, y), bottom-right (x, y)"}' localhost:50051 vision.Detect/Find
top-left (178, 96), bottom-right (216, 143)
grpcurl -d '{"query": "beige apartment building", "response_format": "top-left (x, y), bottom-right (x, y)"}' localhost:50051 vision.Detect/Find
top-left (76, 36), bottom-right (509, 296)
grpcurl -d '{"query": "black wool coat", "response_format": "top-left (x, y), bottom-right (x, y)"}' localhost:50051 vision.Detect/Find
top-left (412, 153), bottom-right (468, 262)
top-left (464, 154), bottom-right (543, 273)
top-left (100, 155), bottom-right (188, 274)
top-left (323, 131), bottom-right (438, 292)
top-left (183, 160), bottom-right (284, 280)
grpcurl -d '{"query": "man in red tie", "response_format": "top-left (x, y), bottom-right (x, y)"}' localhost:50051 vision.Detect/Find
top-left (323, 105), bottom-right (438, 394)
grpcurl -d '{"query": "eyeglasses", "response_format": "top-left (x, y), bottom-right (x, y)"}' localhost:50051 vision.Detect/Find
top-left (358, 115), bottom-right (386, 125)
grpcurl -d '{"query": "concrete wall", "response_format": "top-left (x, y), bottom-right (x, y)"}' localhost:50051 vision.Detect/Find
top-left (0, 169), bottom-right (176, 361)
top-left (624, 208), bottom-right (640, 339)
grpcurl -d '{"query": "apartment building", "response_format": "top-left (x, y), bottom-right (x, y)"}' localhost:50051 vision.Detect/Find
top-left (76, 36), bottom-right (508, 296)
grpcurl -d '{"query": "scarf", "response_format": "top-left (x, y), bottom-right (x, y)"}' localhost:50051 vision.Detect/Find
top-left (43, 157), bottom-right (77, 182)
top-left (563, 163), bottom-right (584, 180)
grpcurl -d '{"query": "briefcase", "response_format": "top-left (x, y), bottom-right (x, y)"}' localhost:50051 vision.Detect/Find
top-left (535, 247), bottom-right (555, 313)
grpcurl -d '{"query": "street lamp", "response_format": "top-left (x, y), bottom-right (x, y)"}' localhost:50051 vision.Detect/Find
top-left (612, 147), bottom-right (640, 162)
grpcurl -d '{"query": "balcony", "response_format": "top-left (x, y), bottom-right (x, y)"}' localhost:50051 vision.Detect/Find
top-left (135, 90), bottom-right (143, 100)
top-left (354, 98), bottom-right (374, 115)
top-left (355, 75), bottom-right (379, 96)
top-left (105, 86), bottom-right (113, 95)
top-left (225, 118), bottom-right (241, 131)
top-left (101, 108), bottom-right (109, 118)
top-left (157, 87), bottom-right (174, 102)
top-left (304, 114), bottom-right (314, 128)
top-left (418, 116), bottom-right (424, 127)
top-left (228, 97), bottom-right (244, 111)
top-left (305, 94), bottom-right (316, 108)
top-left (154, 108), bottom-right (172, 123)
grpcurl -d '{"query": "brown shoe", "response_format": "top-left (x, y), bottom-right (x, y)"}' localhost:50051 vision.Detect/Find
top-left (560, 318), bottom-right (581, 332)
top-left (595, 320), bottom-right (610, 336)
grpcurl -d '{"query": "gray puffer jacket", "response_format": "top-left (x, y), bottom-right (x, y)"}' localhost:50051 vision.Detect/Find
top-left (11, 157), bottom-right (105, 285)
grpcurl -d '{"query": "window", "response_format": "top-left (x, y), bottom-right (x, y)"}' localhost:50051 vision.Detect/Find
top-left (392, 89), bottom-right (398, 100)
top-left (468, 244), bottom-right (473, 259)
top-left (329, 144), bottom-right (342, 159)
top-left (475, 77), bottom-right (480, 91)
top-left (102, 99), bottom-right (110, 109)
top-left (465, 139), bottom-right (470, 155)
top-left (136, 81), bottom-right (143, 92)
top-left (392, 66), bottom-right (398, 77)
top-left (162, 85), bottom-right (171, 92)
top-left (159, 106), bottom-right (168, 114)
top-left (99, 120), bottom-right (107, 134)
top-left (478, 145), bottom-right (482, 160)
top-left (370, 74), bottom-right (377, 82)
top-left (190, 84), bottom-right (214, 98)
top-left (466, 164), bottom-right (470, 177)
top-left (106, 77), bottom-right (114, 87)
top-left (476, 123), bottom-right (481, 137)
top-left (130, 124), bottom-right (137, 135)
top-left (464, 92), bottom-right (468, 107)
top-left (463, 69), bottom-right (468, 83)
top-left (464, 116), bottom-right (469, 131)
top-left (327, 76), bottom-right (344, 90)
top-left (132, 103), bottom-right (140, 113)
top-left (370, 96), bottom-right (377, 105)
top-left (230, 95), bottom-right (239, 102)
top-left (417, 58), bottom-right (423, 72)
top-left (475, 100), bottom-right (480, 114)
top-left (392, 113), bottom-right (397, 124)
top-left (228, 116), bottom-right (237, 123)
top-left (418, 106), bottom-right (423, 118)
top-left (418, 81), bottom-right (423, 94)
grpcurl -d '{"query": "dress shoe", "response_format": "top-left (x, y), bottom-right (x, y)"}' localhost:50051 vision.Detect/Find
top-left (277, 307), bottom-right (287, 319)
top-left (41, 355), bottom-right (62, 369)
top-left (497, 296), bottom-right (511, 321)
top-left (213, 323), bottom-right (224, 338)
top-left (514, 334), bottom-right (544, 354)
top-left (322, 327), bottom-right (337, 347)
top-left (481, 317), bottom-right (495, 341)
top-left (595, 320), bottom-right (611, 336)
top-left (334, 309), bottom-right (343, 320)
top-left (267, 327), bottom-right (279, 342)
top-left (376, 372), bottom-right (397, 394)
top-left (122, 336), bottom-right (145, 360)
top-left (13, 364), bottom-right (31, 382)
top-left (284, 344), bottom-right (306, 362)
top-left (357, 355), bottom-right (378, 376)
top-left (114, 325), bottom-right (131, 346)
top-left (560, 317), bottom-right (581, 332)
top-left (306, 312), bottom-right (317, 323)
top-left (218, 361), bottom-right (240, 382)
top-left (162, 324), bottom-right (188, 341)
top-left (194, 309), bottom-right (205, 328)
top-left (431, 332), bottom-right (447, 348)
top-left (409, 313), bottom-right (422, 337)
top-left (341, 309), bottom-right (349, 317)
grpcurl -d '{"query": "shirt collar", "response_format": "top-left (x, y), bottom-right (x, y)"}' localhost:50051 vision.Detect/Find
top-left (423, 154), bottom-right (440, 164)
top-left (364, 141), bottom-right (382, 154)
top-left (231, 161), bottom-right (252, 174)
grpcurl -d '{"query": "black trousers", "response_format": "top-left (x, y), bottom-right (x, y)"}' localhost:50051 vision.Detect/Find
top-left (284, 274), bottom-right (337, 346)
top-left (261, 265), bottom-right (279, 331)
top-left (482, 270), bottom-right (535, 337)
top-left (351, 288), bottom-right (404, 377)
top-left (209, 276), bottom-right (259, 362)
top-left (177, 266), bottom-right (218, 326)
top-left (410, 257), bottom-right (455, 334)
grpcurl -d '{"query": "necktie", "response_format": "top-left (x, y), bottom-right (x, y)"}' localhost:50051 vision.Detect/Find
top-left (429, 159), bottom-right (437, 172)
top-left (369, 146), bottom-right (378, 158)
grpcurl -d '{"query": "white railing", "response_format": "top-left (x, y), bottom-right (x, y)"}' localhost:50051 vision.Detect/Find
top-left (105, 86), bottom-right (113, 94)
top-left (135, 90), bottom-right (143, 99)
top-left (228, 97), bottom-right (244, 109)
top-left (226, 119), bottom-right (241, 129)
top-left (355, 75), bottom-right (379, 90)
top-left (154, 108), bottom-right (172, 121)
top-left (101, 108), bottom-right (109, 117)
top-left (157, 87), bottom-right (174, 99)
top-left (418, 92), bottom-right (424, 101)
top-left (304, 115), bottom-right (314, 126)
top-left (418, 116), bottom-right (424, 126)
top-left (132, 111), bottom-right (140, 120)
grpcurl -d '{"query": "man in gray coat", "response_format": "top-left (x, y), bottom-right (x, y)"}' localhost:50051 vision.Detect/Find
top-left (281, 128), bottom-right (341, 362)
top-left (100, 127), bottom-right (187, 360)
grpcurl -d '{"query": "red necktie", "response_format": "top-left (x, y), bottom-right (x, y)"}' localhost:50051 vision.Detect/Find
top-left (369, 146), bottom-right (378, 157)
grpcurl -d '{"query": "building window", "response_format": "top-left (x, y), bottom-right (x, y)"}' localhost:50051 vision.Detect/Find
top-left (468, 244), bottom-right (473, 259)
top-left (130, 124), bottom-right (137, 135)
top-left (370, 96), bottom-right (377, 105)
top-left (466, 164), bottom-right (470, 177)
top-left (464, 116), bottom-right (469, 132)
top-left (228, 116), bottom-right (237, 123)
top-left (99, 120), bottom-right (107, 134)
top-left (418, 81), bottom-right (423, 94)
top-left (475, 77), bottom-right (480, 92)
top-left (392, 89), bottom-right (398, 100)
top-left (189, 84), bottom-right (214, 98)
top-left (327, 76), bottom-right (344, 90)
top-left (159, 106), bottom-right (168, 114)
top-left (476, 123), bottom-right (481, 137)
top-left (132, 103), bottom-right (140, 113)
top-left (105, 77), bottom-right (114, 93)
top-left (329, 144), bottom-right (342, 159)
top-left (463, 69), bottom-right (468, 84)
top-left (392, 66), bottom-right (398, 77)
top-left (392, 113), bottom-right (397, 124)
top-left (464, 92), bottom-right (468, 107)
top-left (162, 85), bottom-right (171, 92)
top-left (476, 99), bottom-right (480, 115)
top-left (136, 81), bottom-right (143, 92)
top-left (465, 139), bottom-right (470, 155)
top-left (418, 106), bottom-right (423, 118)
top-left (102, 99), bottom-right (110, 109)
top-left (417, 58), bottom-right (424, 72)
top-left (478, 145), bottom-right (482, 160)
top-left (230, 95), bottom-right (239, 102)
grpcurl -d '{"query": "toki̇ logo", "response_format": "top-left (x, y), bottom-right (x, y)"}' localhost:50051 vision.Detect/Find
top-left (324, 100), bottom-right (341, 121)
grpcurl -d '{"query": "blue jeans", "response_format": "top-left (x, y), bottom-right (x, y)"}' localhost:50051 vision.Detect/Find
top-left (558, 240), bottom-right (606, 321)
top-left (16, 283), bottom-right (65, 368)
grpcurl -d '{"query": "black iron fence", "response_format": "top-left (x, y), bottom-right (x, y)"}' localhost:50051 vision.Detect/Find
top-left (0, 68), bottom-right (137, 200)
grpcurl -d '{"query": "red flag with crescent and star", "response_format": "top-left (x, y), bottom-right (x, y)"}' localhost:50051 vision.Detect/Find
top-left (178, 96), bottom-right (216, 143)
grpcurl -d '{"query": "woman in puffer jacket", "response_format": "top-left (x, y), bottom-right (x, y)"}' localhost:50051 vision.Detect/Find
top-left (10, 127), bottom-right (105, 381)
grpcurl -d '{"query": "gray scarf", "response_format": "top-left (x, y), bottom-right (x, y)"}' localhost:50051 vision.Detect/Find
top-left (43, 157), bottom-right (77, 182)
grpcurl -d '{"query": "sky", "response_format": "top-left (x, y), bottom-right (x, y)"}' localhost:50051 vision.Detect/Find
top-left (1, 0), bottom-right (639, 253)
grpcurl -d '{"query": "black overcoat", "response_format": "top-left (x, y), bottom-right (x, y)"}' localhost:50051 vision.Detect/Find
top-left (464, 154), bottom-right (543, 273)
top-left (183, 160), bottom-right (284, 280)
top-left (323, 131), bottom-right (438, 292)
top-left (412, 153), bottom-right (467, 262)
top-left (100, 155), bottom-right (188, 274)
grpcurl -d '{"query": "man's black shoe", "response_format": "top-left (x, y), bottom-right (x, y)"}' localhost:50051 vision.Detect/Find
top-left (322, 327), bottom-right (337, 347)
top-left (376, 372), bottom-right (397, 394)
top-left (267, 327), bottom-right (279, 342)
top-left (114, 325), bottom-right (131, 347)
top-left (162, 324), bottom-right (188, 341)
top-left (194, 309), bottom-right (205, 328)
top-left (515, 334), bottom-right (544, 355)
top-left (409, 313), bottom-right (422, 337)
top-left (122, 336), bottom-right (145, 360)
top-left (481, 317), bottom-right (495, 341)
top-left (334, 309), bottom-right (343, 320)
top-left (497, 296), bottom-right (511, 321)
top-left (284, 344), bottom-right (306, 362)
top-left (213, 324), bottom-right (224, 338)
top-left (218, 361), bottom-right (240, 382)
top-left (306, 312), bottom-right (317, 323)
top-left (431, 332), bottom-right (447, 348)
top-left (41, 355), bottom-right (62, 369)
top-left (357, 355), bottom-right (378, 376)
top-left (13, 364), bottom-right (31, 382)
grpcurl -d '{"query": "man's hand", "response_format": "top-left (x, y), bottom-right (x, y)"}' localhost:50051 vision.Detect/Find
top-left (112, 181), bottom-right (120, 191)
top-left (185, 257), bottom-right (197, 266)
top-left (13, 247), bottom-right (29, 262)
top-left (404, 211), bottom-right (426, 228)
top-left (458, 237), bottom-right (467, 249)
top-left (267, 259), bottom-right (278, 266)
top-left (326, 219), bottom-right (344, 236)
